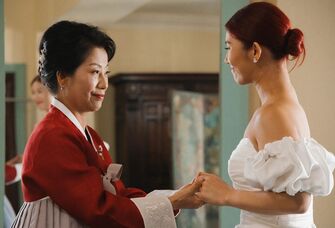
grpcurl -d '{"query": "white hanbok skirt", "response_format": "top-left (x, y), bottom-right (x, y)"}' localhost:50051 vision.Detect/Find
top-left (11, 197), bottom-right (88, 228)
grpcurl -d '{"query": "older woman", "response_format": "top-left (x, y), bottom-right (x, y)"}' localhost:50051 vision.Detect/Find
top-left (12, 21), bottom-right (203, 228)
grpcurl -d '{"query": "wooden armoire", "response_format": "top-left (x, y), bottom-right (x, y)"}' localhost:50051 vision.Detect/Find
top-left (109, 73), bottom-right (218, 192)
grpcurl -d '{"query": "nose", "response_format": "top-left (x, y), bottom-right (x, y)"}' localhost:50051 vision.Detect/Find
top-left (98, 73), bottom-right (108, 90)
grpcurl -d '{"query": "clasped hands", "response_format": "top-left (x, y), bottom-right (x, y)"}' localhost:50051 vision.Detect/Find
top-left (169, 172), bottom-right (234, 210)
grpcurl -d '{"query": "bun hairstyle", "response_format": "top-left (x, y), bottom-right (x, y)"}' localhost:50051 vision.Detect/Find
top-left (284, 28), bottom-right (305, 58)
top-left (225, 2), bottom-right (305, 66)
top-left (38, 20), bottom-right (116, 94)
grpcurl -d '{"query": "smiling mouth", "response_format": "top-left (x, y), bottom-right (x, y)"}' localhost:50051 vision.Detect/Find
top-left (92, 93), bottom-right (105, 99)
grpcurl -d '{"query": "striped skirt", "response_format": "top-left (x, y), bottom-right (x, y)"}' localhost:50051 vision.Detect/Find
top-left (11, 197), bottom-right (89, 228)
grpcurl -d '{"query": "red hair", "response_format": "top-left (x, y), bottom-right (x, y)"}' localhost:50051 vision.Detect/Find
top-left (225, 2), bottom-right (305, 66)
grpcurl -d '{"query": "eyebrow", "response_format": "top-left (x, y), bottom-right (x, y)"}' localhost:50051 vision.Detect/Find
top-left (225, 41), bottom-right (231, 44)
top-left (89, 63), bottom-right (109, 69)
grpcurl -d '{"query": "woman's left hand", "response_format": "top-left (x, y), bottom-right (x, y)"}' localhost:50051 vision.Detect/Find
top-left (195, 172), bottom-right (234, 206)
top-left (168, 179), bottom-right (205, 210)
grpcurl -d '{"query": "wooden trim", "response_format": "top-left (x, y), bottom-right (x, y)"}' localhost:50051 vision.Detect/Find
top-left (109, 73), bottom-right (218, 84)
top-left (0, 0), bottom-right (5, 224)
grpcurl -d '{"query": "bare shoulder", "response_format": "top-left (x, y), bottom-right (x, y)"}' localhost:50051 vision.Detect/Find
top-left (252, 100), bottom-right (309, 150)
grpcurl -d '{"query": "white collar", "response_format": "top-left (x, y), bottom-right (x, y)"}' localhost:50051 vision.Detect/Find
top-left (51, 97), bottom-right (87, 140)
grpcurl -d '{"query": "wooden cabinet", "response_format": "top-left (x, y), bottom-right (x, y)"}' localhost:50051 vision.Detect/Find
top-left (109, 73), bottom-right (218, 192)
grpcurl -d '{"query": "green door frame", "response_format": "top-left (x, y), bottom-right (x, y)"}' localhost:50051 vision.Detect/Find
top-left (5, 64), bottom-right (27, 207)
top-left (220, 0), bottom-right (249, 227)
top-left (5, 64), bottom-right (27, 154)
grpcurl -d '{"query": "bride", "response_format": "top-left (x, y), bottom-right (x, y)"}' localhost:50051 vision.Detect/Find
top-left (196, 2), bottom-right (335, 227)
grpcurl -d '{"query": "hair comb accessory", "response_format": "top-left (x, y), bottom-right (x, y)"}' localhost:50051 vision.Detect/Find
top-left (38, 41), bottom-right (47, 76)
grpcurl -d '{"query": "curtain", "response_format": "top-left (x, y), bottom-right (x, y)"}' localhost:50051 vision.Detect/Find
top-left (172, 90), bottom-right (219, 228)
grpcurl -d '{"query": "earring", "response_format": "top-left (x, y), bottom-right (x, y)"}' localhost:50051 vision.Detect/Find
top-left (60, 86), bottom-right (64, 91)
top-left (253, 57), bottom-right (258, 63)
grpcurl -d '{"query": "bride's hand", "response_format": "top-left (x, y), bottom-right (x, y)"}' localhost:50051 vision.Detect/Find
top-left (195, 172), bottom-right (234, 206)
top-left (168, 179), bottom-right (205, 210)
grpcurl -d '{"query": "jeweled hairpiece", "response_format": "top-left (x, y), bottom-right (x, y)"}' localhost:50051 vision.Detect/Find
top-left (38, 41), bottom-right (47, 76)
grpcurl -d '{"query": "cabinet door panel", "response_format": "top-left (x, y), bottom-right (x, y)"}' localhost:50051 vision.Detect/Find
top-left (110, 73), bottom-right (218, 193)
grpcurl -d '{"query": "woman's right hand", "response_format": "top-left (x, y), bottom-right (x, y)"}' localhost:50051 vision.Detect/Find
top-left (195, 172), bottom-right (234, 206)
top-left (168, 179), bottom-right (204, 210)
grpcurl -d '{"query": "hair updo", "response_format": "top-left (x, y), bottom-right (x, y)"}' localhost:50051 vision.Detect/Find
top-left (38, 20), bottom-right (116, 94)
top-left (225, 2), bottom-right (305, 64)
top-left (284, 28), bottom-right (304, 57)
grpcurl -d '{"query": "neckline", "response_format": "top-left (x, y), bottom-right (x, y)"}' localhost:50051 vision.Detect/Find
top-left (51, 98), bottom-right (87, 140)
top-left (242, 136), bottom-right (312, 153)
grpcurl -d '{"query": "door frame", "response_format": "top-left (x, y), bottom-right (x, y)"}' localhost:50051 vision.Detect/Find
top-left (1, 0), bottom-right (5, 224)
top-left (5, 64), bottom-right (27, 154)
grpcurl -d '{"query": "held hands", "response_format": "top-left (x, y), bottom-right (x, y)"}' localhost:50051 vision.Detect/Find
top-left (169, 172), bottom-right (234, 210)
top-left (168, 179), bottom-right (205, 210)
top-left (195, 172), bottom-right (234, 206)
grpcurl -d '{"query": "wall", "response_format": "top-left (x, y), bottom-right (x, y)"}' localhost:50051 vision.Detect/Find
top-left (276, 1), bottom-right (335, 227)
top-left (5, 0), bottom-right (37, 134)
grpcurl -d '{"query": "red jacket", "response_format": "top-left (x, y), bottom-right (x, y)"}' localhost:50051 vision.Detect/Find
top-left (22, 106), bottom-right (146, 228)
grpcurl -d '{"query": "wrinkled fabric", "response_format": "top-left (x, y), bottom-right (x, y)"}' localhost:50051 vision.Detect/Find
top-left (228, 137), bottom-right (335, 227)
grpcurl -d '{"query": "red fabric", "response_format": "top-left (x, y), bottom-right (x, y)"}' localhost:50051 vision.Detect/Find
top-left (5, 164), bottom-right (17, 183)
top-left (22, 107), bottom-right (146, 228)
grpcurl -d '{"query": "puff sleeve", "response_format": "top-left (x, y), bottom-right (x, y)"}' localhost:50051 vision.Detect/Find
top-left (244, 137), bottom-right (335, 196)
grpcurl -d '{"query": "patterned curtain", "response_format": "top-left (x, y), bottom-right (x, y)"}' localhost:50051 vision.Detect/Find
top-left (172, 91), bottom-right (219, 228)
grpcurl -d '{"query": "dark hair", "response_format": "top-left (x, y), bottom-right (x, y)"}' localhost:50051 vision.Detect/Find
top-left (38, 20), bottom-right (116, 94)
top-left (30, 75), bottom-right (42, 86)
top-left (225, 2), bottom-right (305, 65)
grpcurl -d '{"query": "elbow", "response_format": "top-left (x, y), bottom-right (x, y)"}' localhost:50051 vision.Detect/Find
top-left (294, 192), bottom-right (311, 214)
top-left (295, 203), bottom-right (309, 214)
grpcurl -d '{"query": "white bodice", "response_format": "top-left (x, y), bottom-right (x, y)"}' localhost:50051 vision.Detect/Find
top-left (228, 137), bottom-right (335, 227)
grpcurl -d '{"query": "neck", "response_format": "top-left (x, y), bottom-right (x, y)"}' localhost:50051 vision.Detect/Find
top-left (254, 60), bottom-right (297, 105)
top-left (55, 96), bottom-right (87, 129)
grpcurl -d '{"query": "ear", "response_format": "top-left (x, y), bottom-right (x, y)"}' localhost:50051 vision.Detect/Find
top-left (56, 71), bottom-right (68, 89)
top-left (250, 42), bottom-right (262, 63)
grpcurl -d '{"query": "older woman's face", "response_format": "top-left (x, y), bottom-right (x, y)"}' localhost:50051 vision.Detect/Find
top-left (31, 81), bottom-right (51, 112)
top-left (60, 47), bottom-right (109, 114)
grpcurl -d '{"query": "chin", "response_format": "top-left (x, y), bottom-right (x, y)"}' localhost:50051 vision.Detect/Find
top-left (92, 105), bottom-right (103, 112)
top-left (237, 80), bottom-right (249, 85)
top-left (233, 77), bottom-right (244, 85)
top-left (233, 74), bottom-right (248, 85)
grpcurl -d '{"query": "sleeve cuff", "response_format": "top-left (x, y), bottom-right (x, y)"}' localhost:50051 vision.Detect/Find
top-left (131, 195), bottom-right (177, 228)
top-left (5, 164), bottom-right (22, 185)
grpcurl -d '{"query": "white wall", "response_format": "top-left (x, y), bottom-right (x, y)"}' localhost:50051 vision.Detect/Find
top-left (277, 1), bottom-right (335, 227)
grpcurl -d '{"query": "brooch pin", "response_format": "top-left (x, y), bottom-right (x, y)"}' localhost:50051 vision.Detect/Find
top-left (97, 145), bottom-right (104, 160)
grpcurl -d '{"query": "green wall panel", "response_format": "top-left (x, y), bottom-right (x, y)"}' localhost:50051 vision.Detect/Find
top-left (220, 0), bottom-right (248, 227)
